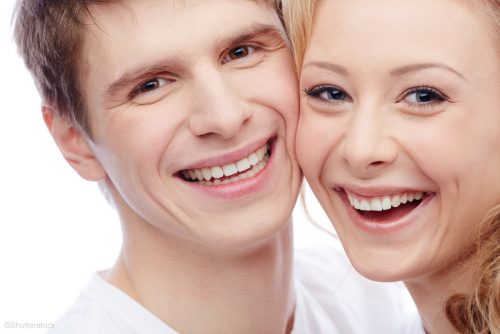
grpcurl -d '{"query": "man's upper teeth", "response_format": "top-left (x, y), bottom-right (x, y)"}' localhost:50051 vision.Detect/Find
top-left (346, 191), bottom-right (423, 211)
top-left (182, 144), bottom-right (268, 181)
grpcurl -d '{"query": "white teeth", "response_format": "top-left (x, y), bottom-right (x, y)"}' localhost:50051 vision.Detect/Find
top-left (400, 194), bottom-right (408, 204)
top-left (359, 200), bottom-right (370, 211)
top-left (181, 143), bottom-right (269, 185)
top-left (391, 196), bottom-right (401, 208)
top-left (222, 163), bottom-right (238, 177)
top-left (236, 158), bottom-right (251, 172)
top-left (370, 198), bottom-right (383, 211)
top-left (256, 147), bottom-right (264, 160)
top-left (248, 153), bottom-right (259, 166)
top-left (353, 197), bottom-right (360, 210)
top-left (202, 168), bottom-right (212, 181)
top-left (381, 196), bottom-right (392, 210)
top-left (211, 166), bottom-right (223, 179)
top-left (346, 191), bottom-right (425, 212)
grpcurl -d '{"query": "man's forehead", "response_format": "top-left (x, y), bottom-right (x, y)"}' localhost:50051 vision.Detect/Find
top-left (78, 0), bottom-right (285, 102)
top-left (82, 0), bottom-right (280, 31)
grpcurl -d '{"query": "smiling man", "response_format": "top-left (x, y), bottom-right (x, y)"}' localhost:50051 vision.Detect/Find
top-left (14, 0), bottom-right (416, 333)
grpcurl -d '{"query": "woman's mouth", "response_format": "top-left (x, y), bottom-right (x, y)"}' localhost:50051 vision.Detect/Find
top-left (338, 188), bottom-right (434, 231)
top-left (178, 141), bottom-right (272, 186)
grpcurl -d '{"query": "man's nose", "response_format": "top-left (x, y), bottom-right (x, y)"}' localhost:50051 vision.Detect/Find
top-left (188, 67), bottom-right (252, 140)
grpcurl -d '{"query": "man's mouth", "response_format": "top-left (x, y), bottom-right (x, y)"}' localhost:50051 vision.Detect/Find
top-left (179, 142), bottom-right (271, 186)
top-left (344, 189), bottom-right (430, 221)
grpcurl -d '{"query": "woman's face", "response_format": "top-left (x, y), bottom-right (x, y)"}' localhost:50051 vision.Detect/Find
top-left (297, 0), bottom-right (500, 281)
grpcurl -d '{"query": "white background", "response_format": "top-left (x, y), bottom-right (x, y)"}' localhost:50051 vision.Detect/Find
top-left (0, 1), bottom-right (335, 333)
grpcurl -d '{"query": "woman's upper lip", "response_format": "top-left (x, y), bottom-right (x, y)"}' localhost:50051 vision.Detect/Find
top-left (334, 184), bottom-right (432, 197)
top-left (179, 135), bottom-right (273, 171)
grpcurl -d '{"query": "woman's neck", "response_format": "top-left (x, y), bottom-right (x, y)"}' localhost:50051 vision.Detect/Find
top-left (105, 217), bottom-right (295, 334)
top-left (405, 255), bottom-right (478, 334)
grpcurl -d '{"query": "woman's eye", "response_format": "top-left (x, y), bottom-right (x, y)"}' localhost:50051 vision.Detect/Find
top-left (403, 87), bottom-right (446, 104)
top-left (305, 85), bottom-right (352, 103)
top-left (222, 45), bottom-right (256, 64)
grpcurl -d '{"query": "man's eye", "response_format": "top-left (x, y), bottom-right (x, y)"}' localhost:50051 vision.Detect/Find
top-left (129, 77), bottom-right (174, 105)
top-left (403, 87), bottom-right (446, 104)
top-left (134, 78), bottom-right (169, 95)
top-left (222, 45), bottom-right (256, 64)
top-left (305, 85), bottom-right (352, 102)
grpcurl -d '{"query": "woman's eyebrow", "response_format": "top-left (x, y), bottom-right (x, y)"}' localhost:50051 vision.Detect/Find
top-left (390, 62), bottom-right (467, 82)
top-left (302, 61), bottom-right (348, 75)
top-left (302, 61), bottom-right (468, 83)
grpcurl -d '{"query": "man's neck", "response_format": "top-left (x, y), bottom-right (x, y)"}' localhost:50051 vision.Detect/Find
top-left (105, 217), bottom-right (295, 334)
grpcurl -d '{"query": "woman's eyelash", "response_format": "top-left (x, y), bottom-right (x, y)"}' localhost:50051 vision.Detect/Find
top-left (400, 86), bottom-right (448, 105)
top-left (304, 85), bottom-right (352, 103)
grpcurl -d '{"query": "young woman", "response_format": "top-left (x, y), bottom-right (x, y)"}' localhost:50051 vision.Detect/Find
top-left (282, 0), bottom-right (500, 333)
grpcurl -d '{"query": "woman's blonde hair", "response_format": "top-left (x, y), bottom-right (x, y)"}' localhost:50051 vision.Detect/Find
top-left (281, 0), bottom-right (500, 332)
top-left (446, 205), bottom-right (500, 333)
top-left (281, 0), bottom-right (317, 73)
top-left (281, 0), bottom-right (499, 72)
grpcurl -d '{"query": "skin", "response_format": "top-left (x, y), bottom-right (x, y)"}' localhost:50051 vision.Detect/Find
top-left (297, 0), bottom-right (500, 333)
top-left (43, 0), bottom-right (301, 332)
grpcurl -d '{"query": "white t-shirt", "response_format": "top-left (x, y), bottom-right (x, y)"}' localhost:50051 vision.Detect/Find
top-left (47, 244), bottom-right (424, 334)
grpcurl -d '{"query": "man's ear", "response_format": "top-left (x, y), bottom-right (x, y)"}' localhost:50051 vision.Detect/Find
top-left (42, 104), bottom-right (106, 181)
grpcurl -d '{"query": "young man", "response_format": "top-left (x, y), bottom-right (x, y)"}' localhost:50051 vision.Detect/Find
top-left (14, 0), bottom-right (417, 333)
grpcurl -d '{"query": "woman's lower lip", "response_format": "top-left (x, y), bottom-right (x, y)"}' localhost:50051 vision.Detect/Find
top-left (338, 190), bottom-right (434, 235)
top-left (178, 140), bottom-right (277, 200)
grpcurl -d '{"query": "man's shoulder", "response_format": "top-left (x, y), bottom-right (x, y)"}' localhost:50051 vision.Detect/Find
top-left (46, 281), bottom-right (130, 334)
top-left (46, 274), bottom-right (177, 334)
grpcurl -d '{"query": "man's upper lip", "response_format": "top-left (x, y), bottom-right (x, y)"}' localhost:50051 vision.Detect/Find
top-left (335, 184), bottom-right (429, 197)
top-left (180, 136), bottom-right (272, 170)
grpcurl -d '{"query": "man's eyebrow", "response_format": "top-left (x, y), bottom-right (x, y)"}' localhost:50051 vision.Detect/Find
top-left (302, 61), bottom-right (348, 75)
top-left (104, 23), bottom-right (284, 99)
top-left (105, 58), bottom-right (183, 99)
top-left (214, 23), bottom-right (286, 51)
top-left (390, 62), bottom-right (467, 81)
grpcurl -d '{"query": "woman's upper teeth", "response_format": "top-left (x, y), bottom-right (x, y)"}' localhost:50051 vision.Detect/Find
top-left (182, 144), bottom-right (269, 181)
top-left (346, 191), bottom-right (424, 211)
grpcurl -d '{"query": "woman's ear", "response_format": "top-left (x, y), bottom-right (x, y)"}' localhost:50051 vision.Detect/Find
top-left (42, 104), bottom-right (106, 181)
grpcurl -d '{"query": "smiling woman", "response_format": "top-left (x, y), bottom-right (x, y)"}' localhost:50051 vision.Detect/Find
top-left (283, 0), bottom-right (500, 333)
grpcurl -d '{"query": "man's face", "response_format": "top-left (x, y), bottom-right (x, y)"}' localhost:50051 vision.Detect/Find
top-left (78, 0), bottom-right (301, 250)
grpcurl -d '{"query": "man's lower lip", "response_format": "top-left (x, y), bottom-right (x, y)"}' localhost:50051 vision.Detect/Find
top-left (178, 141), bottom-right (277, 199)
top-left (338, 190), bottom-right (433, 235)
